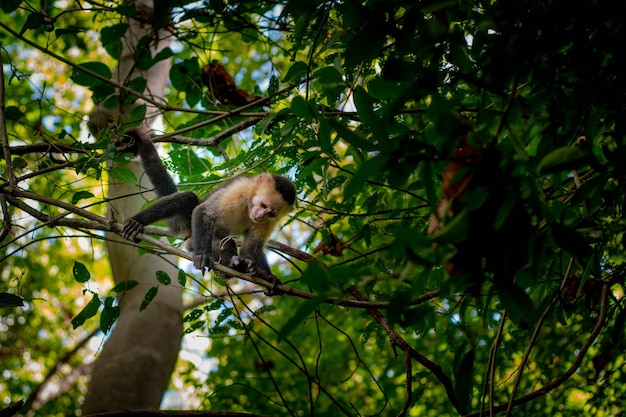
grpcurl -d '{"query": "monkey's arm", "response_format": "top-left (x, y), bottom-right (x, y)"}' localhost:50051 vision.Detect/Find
top-left (191, 205), bottom-right (217, 272)
top-left (122, 191), bottom-right (198, 242)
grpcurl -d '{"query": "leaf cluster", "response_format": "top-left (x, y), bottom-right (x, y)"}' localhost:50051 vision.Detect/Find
top-left (3, 0), bottom-right (626, 416)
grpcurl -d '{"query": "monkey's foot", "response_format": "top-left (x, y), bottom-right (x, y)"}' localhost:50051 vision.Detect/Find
top-left (253, 272), bottom-right (283, 295)
top-left (263, 274), bottom-right (284, 296)
top-left (121, 220), bottom-right (143, 243)
top-left (193, 253), bottom-right (213, 274)
top-left (229, 255), bottom-right (258, 274)
top-left (230, 257), bottom-right (283, 295)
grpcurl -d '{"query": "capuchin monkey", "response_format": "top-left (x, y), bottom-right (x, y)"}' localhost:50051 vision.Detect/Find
top-left (120, 128), bottom-right (296, 290)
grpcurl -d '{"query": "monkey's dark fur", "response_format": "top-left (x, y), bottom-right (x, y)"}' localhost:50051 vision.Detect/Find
top-left (120, 128), bottom-right (296, 288)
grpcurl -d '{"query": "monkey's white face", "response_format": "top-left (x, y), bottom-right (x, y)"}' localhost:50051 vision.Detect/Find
top-left (250, 195), bottom-right (276, 223)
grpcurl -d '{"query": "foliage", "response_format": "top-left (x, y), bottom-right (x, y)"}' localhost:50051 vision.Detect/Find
top-left (2, 0), bottom-right (626, 416)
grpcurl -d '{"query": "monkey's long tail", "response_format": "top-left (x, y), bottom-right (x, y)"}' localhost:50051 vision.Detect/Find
top-left (125, 128), bottom-right (178, 197)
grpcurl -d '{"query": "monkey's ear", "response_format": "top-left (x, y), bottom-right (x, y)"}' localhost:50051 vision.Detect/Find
top-left (254, 173), bottom-right (272, 183)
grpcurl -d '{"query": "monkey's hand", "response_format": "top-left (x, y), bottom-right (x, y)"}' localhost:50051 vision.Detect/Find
top-left (193, 253), bottom-right (213, 274)
top-left (121, 219), bottom-right (143, 243)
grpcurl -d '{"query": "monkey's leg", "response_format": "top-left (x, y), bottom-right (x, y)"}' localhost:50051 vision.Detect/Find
top-left (213, 232), bottom-right (238, 267)
top-left (122, 191), bottom-right (198, 241)
top-left (239, 237), bottom-right (283, 293)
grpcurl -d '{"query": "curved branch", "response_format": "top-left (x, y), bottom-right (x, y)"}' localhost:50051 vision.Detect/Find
top-left (464, 282), bottom-right (609, 417)
top-left (3, 194), bottom-right (439, 310)
top-left (347, 286), bottom-right (463, 415)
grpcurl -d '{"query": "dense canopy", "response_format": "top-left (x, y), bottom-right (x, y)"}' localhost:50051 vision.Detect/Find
top-left (1, 1), bottom-right (625, 416)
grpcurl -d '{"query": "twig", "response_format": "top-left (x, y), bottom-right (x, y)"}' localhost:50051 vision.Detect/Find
top-left (505, 258), bottom-right (575, 415)
top-left (478, 310), bottom-right (507, 417)
top-left (464, 282), bottom-right (609, 417)
top-left (153, 116), bottom-right (264, 146)
top-left (0, 45), bottom-right (16, 189)
top-left (21, 328), bottom-right (99, 415)
top-left (0, 161), bottom-right (74, 189)
top-left (347, 286), bottom-right (463, 415)
top-left (226, 290), bottom-right (297, 417)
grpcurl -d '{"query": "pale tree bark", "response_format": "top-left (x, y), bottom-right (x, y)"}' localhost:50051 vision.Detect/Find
top-left (82, 1), bottom-right (182, 413)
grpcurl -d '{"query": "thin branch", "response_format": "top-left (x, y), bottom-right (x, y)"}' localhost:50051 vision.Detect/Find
top-left (153, 116), bottom-right (264, 146)
top-left (235, 295), bottom-right (353, 416)
top-left (347, 286), bottom-right (463, 415)
top-left (0, 161), bottom-right (74, 189)
top-left (479, 310), bottom-right (507, 417)
top-left (397, 350), bottom-right (413, 416)
top-left (464, 282), bottom-right (609, 417)
top-left (0, 45), bottom-right (16, 189)
top-left (226, 290), bottom-right (297, 417)
top-left (504, 257), bottom-right (576, 416)
top-left (21, 328), bottom-right (99, 415)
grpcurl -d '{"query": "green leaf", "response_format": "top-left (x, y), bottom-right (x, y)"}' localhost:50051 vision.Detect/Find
top-left (5, 106), bottom-right (24, 121)
top-left (183, 308), bottom-right (204, 322)
top-left (155, 270), bottom-right (171, 286)
top-left (71, 293), bottom-right (101, 329)
top-left (429, 209), bottom-right (470, 244)
top-left (70, 62), bottom-right (112, 87)
top-left (71, 191), bottom-right (95, 205)
top-left (184, 321), bottom-right (206, 335)
top-left (140, 286), bottom-right (159, 311)
top-left (283, 61), bottom-right (308, 83)
top-left (494, 196), bottom-right (517, 230)
top-left (354, 86), bottom-right (389, 142)
top-left (453, 344), bottom-right (474, 413)
top-left (72, 261), bottom-right (91, 283)
top-left (278, 295), bottom-right (326, 340)
top-left (109, 166), bottom-right (138, 184)
top-left (0, 292), bottom-right (24, 308)
top-left (125, 77), bottom-right (148, 103)
top-left (291, 96), bottom-right (316, 121)
top-left (100, 297), bottom-right (120, 334)
top-left (153, 47), bottom-right (175, 64)
top-left (496, 283), bottom-right (537, 326)
top-left (20, 13), bottom-right (48, 34)
top-left (101, 23), bottom-right (128, 58)
top-left (537, 146), bottom-right (590, 174)
top-left (129, 105), bottom-right (147, 123)
top-left (177, 269), bottom-right (187, 287)
top-left (204, 299), bottom-right (224, 311)
top-left (300, 262), bottom-right (333, 293)
top-left (343, 155), bottom-right (388, 201)
top-left (111, 280), bottom-right (138, 293)
top-left (327, 119), bottom-right (374, 152)
top-left (170, 58), bottom-right (200, 90)
top-left (345, 27), bottom-right (385, 67)
top-left (551, 224), bottom-right (593, 257)
top-left (1, 0), bottom-right (22, 13)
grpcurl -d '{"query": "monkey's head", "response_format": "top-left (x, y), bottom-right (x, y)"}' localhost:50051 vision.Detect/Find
top-left (249, 174), bottom-right (296, 223)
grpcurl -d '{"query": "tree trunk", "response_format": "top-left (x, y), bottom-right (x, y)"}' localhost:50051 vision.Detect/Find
top-left (82, 1), bottom-right (182, 413)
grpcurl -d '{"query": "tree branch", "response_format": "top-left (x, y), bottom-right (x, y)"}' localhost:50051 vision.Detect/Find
top-left (347, 286), bottom-right (463, 415)
top-left (3, 195), bottom-right (438, 310)
top-left (464, 282), bottom-right (609, 417)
